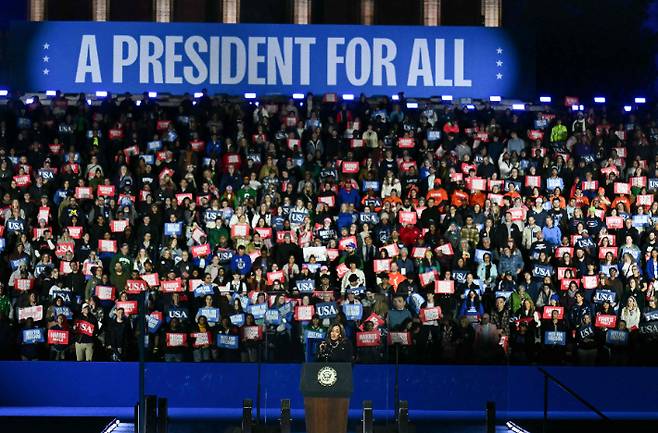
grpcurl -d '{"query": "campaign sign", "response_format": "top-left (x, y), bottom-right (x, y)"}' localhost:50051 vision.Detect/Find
top-left (48, 329), bottom-right (69, 345)
top-left (542, 306), bottom-right (564, 320)
top-left (142, 273), bottom-right (160, 287)
top-left (147, 312), bottom-right (163, 333)
top-left (164, 222), bottom-right (183, 236)
top-left (75, 320), bottom-right (95, 336)
top-left (644, 309), bottom-right (658, 322)
top-left (198, 307), bottom-right (220, 323)
top-left (453, 270), bottom-right (468, 284)
top-left (95, 285), bottom-right (116, 301)
top-left (304, 330), bottom-right (326, 341)
top-left (242, 326), bottom-right (263, 341)
top-left (230, 313), bottom-right (245, 327)
top-left (265, 309), bottom-right (281, 325)
top-left (294, 305), bottom-right (315, 321)
top-left (125, 279), bottom-right (147, 294)
top-left (191, 332), bottom-right (212, 347)
top-left (606, 330), bottom-right (629, 346)
top-left (115, 300), bottom-right (138, 315)
top-left (544, 331), bottom-right (566, 346)
top-left (217, 334), bottom-right (239, 349)
top-left (435, 280), bottom-right (456, 294)
top-left (595, 314), bottom-right (617, 329)
top-left (593, 290), bottom-right (616, 304)
top-left (356, 331), bottom-right (380, 347)
top-left (166, 333), bottom-right (188, 347)
top-left (316, 302), bottom-right (339, 319)
top-left (388, 331), bottom-right (412, 346)
top-left (18, 305), bottom-right (43, 322)
top-left (52, 306), bottom-right (73, 320)
top-left (419, 306), bottom-right (442, 323)
top-left (166, 307), bottom-right (189, 323)
top-left (343, 303), bottom-right (363, 321)
top-left (22, 328), bottom-right (45, 344)
top-left (14, 278), bottom-right (35, 291)
top-left (296, 279), bottom-right (315, 293)
top-left (248, 303), bottom-right (267, 319)
top-left (98, 239), bottom-right (117, 253)
top-left (532, 264), bottom-right (553, 278)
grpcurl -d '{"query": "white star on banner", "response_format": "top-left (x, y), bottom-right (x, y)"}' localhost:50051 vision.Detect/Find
top-left (496, 48), bottom-right (503, 54)
top-left (43, 56), bottom-right (49, 63)
top-left (496, 60), bottom-right (503, 67)
top-left (43, 68), bottom-right (50, 75)
top-left (43, 43), bottom-right (50, 50)
top-left (496, 73), bottom-right (503, 80)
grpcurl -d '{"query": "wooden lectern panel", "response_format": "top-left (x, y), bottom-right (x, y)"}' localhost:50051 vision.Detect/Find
top-left (304, 397), bottom-right (349, 433)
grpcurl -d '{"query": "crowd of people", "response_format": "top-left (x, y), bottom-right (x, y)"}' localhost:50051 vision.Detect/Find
top-left (0, 89), bottom-right (657, 365)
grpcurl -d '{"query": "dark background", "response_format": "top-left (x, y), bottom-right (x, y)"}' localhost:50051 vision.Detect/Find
top-left (0, 0), bottom-right (656, 100)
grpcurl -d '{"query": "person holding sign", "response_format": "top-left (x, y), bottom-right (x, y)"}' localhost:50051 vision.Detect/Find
top-left (49, 314), bottom-right (71, 361)
top-left (107, 307), bottom-right (132, 361)
top-left (75, 303), bottom-right (98, 361)
top-left (316, 324), bottom-right (353, 363)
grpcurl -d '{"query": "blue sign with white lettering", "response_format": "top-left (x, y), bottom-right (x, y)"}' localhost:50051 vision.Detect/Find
top-left (22, 328), bottom-right (45, 344)
top-left (9, 22), bottom-right (530, 98)
top-left (216, 334), bottom-right (239, 349)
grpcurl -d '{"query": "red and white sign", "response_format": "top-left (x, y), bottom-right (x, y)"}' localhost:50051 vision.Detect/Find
top-left (419, 306), bottom-right (442, 323)
top-left (55, 241), bottom-right (75, 258)
top-left (435, 243), bottom-right (454, 256)
top-left (166, 333), bottom-right (188, 347)
top-left (419, 271), bottom-right (437, 287)
top-left (356, 331), bottom-right (380, 347)
top-left (338, 236), bottom-right (358, 251)
top-left (434, 280), bottom-right (455, 294)
top-left (161, 278), bottom-right (183, 293)
top-left (108, 129), bottom-right (124, 140)
top-left (469, 177), bottom-right (487, 191)
top-left (75, 187), bottom-right (93, 199)
top-left (398, 211), bottom-right (417, 225)
top-left (542, 306), bottom-right (565, 320)
top-left (48, 329), bottom-right (69, 345)
top-left (595, 314), bottom-right (617, 329)
top-left (398, 138), bottom-right (415, 148)
top-left (581, 275), bottom-right (599, 290)
top-left (191, 243), bottom-right (211, 258)
top-left (598, 247), bottom-right (618, 259)
top-left (175, 193), bottom-right (193, 205)
top-left (286, 138), bottom-right (300, 150)
top-left (142, 273), bottom-right (160, 287)
top-left (254, 227), bottom-right (272, 239)
top-left (59, 261), bottom-right (76, 274)
top-left (190, 140), bottom-right (205, 152)
top-left (350, 138), bottom-right (364, 148)
top-left (525, 176), bottom-right (541, 188)
top-left (630, 176), bottom-right (647, 188)
top-left (110, 220), bottom-right (129, 233)
top-left (67, 226), bottom-right (83, 239)
top-left (555, 247), bottom-right (573, 258)
top-left (582, 180), bottom-right (598, 191)
top-left (373, 259), bottom-right (391, 273)
top-left (606, 216), bottom-right (624, 229)
top-left (294, 305), bottom-right (315, 321)
top-left (242, 326), bottom-right (263, 341)
top-left (380, 243), bottom-right (400, 257)
top-left (188, 279), bottom-right (203, 292)
top-left (37, 207), bottom-right (50, 223)
top-left (115, 301), bottom-right (138, 315)
top-left (267, 271), bottom-right (284, 285)
top-left (341, 161), bottom-right (359, 174)
top-left (125, 279), bottom-right (147, 294)
top-left (560, 278), bottom-right (579, 291)
top-left (336, 263), bottom-right (349, 279)
top-left (13, 175), bottom-right (31, 188)
top-left (97, 185), bottom-right (116, 197)
top-left (18, 305), bottom-right (43, 321)
top-left (95, 285), bottom-right (116, 301)
top-left (411, 247), bottom-right (427, 259)
top-left (156, 120), bottom-right (171, 131)
top-left (637, 194), bottom-right (654, 206)
top-left (75, 320), bottom-right (95, 336)
top-left (98, 240), bottom-right (118, 253)
top-left (231, 224), bottom-right (250, 238)
top-left (613, 182), bottom-right (630, 195)
top-left (191, 332), bottom-right (212, 347)
top-left (14, 278), bottom-right (35, 291)
top-left (317, 195), bottom-right (336, 207)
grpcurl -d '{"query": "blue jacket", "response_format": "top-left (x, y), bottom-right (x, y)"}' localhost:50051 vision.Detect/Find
top-left (338, 187), bottom-right (360, 207)
top-left (646, 258), bottom-right (658, 280)
top-left (499, 253), bottom-right (524, 275)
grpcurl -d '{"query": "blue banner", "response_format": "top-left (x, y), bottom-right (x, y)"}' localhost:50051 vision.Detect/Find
top-left (229, 313), bottom-right (245, 327)
top-left (606, 330), bottom-right (629, 346)
top-left (198, 307), bottom-right (220, 323)
top-left (9, 22), bottom-right (530, 98)
top-left (343, 303), bottom-right (364, 321)
top-left (544, 331), bottom-right (566, 346)
top-left (316, 302), bottom-right (338, 319)
top-left (164, 222), bottom-right (183, 237)
top-left (265, 309), bottom-right (281, 325)
top-left (22, 328), bottom-right (45, 344)
top-left (216, 334), bottom-right (239, 349)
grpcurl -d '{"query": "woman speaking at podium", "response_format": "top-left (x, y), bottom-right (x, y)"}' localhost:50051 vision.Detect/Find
top-left (316, 324), bottom-right (353, 362)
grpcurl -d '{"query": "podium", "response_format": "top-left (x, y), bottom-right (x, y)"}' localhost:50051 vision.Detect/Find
top-left (300, 363), bottom-right (353, 433)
